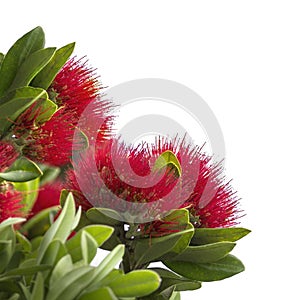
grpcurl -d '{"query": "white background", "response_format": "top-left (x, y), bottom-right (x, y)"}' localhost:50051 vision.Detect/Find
top-left (1, 1), bottom-right (300, 299)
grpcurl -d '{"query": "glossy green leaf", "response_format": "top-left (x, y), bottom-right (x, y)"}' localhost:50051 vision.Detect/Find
top-left (81, 231), bottom-right (98, 264)
top-left (9, 47), bottom-right (56, 91)
top-left (133, 227), bottom-right (194, 267)
top-left (0, 218), bottom-right (26, 230)
top-left (14, 177), bottom-right (40, 212)
top-left (91, 244), bottom-right (125, 283)
top-left (31, 272), bottom-right (44, 300)
top-left (0, 27), bottom-right (45, 97)
top-left (101, 229), bottom-right (122, 251)
top-left (1, 265), bottom-right (50, 278)
top-left (157, 209), bottom-right (194, 259)
top-left (150, 268), bottom-right (201, 294)
top-left (16, 232), bottom-right (31, 253)
top-left (79, 287), bottom-right (118, 300)
top-left (49, 254), bottom-right (73, 287)
top-left (0, 87), bottom-right (47, 136)
top-left (20, 206), bottom-right (59, 238)
top-left (191, 227), bottom-right (251, 245)
top-left (109, 270), bottom-right (161, 297)
top-left (0, 240), bottom-right (13, 273)
top-left (46, 266), bottom-right (94, 300)
top-left (86, 208), bottom-right (122, 226)
top-left (170, 291), bottom-right (181, 300)
top-left (37, 193), bottom-right (76, 263)
top-left (31, 42), bottom-right (75, 89)
top-left (153, 150), bottom-right (182, 177)
top-left (38, 164), bottom-right (60, 186)
top-left (40, 239), bottom-right (67, 267)
top-left (167, 242), bottom-right (236, 263)
top-left (66, 225), bottom-right (114, 262)
top-left (164, 254), bottom-right (245, 282)
top-left (0, 158), bottom-right (42, 182)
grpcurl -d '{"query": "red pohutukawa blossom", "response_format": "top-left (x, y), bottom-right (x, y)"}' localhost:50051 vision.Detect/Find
top-left (66, 138), bottom-right (179, 214)
top-left (11, 57), bottom-right (113, 166)
top-left (0, 184), bottom-right (24, 223)
top-left (30, 180), bottom-right (63, 216)
top-left (50, 57), bottom-right (102, 116)
top-left (0, 141), bottom-right (18, 172)
top-left (67, 137), bottom-right (242, 231)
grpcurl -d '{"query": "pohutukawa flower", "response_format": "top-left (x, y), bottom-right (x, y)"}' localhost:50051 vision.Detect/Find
top-left (67, 138), bottom-right (179, 214)
top-left (30, 180), bottom-right (63, 217)
top-left (0, 183), bottom-right (24, 223)
top-left (67, 137), bottom-right (242, 231)
top-left (14, 107), bottom-right (86, 166)
top-left (49, 56), bottom-right (114, 141)
top-left (148, 137), bottom-right (242, 228)
top-left (11, 57), bottom-right (113, 167)
top-left (0, 141), bottom-right (18, 172)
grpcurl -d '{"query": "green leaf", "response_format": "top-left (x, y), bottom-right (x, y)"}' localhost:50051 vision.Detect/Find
top-left (9, 47), bottom-right (56, 91)
top-left (133, 227), bottom-right (194, 267)
top-left (0, 27), bottom-right (45, 97)
top-left (0, 240), bottom-right (13, 273)
top-left (1, 265), bottom-right (50, 278)
top-left (16, 231), bottom-right (31, 253)
top-left (0, 87), bottom-right (47, 136)
top-left (164, 254), bottom-right (245, 282)
top-left (46, 266), bottom-right (94, 300)
top-left (150, 268), bottom-right (201, 294)
top-left (170, 291), bottom-right (181, 300)
top-left (0, 53), bottom-right (4, 66)
top-left (37, 192), bottom-right (76, 263)
top-left (31, 272), bottom-right (44, 300)
top-left (14, 177), bottom-right (40, 212)
top-left (79, 287), bottom-right (118, 300)
top-left (167, 242), bottom-right (236, 264)
top-left (109, 270), bottom-right (161, 298)
top-left (0, 157), bottom-right (42, 182)
top-left (153, 150), bottom-right (182, 177)
top-left (38, 164), bottom-right (60, 186)
top-left (0, 218), bottom-right (26, 230)
top-left (66, 225), bottom-right (114, 262)
top-left (191, 227), bottom-right (251, 245)
top-left (40, 240), bottom-right (67, 269)
top-left (86, 208), bottom-right (122, 226)
top-left (88, 244), bottom-right (125, 288)
top-left (49, 254), bottom-right (73, 287)
top-left (157, 209), bottom-right (194, 258)
top-left (20, 206), bottom-right (59, 238)
top-left (31, 42), bottom-right (75, 89)
top-left (7, 294), bottom-right (20, 300)
top-left (81, 231), bottom-right (98, 264)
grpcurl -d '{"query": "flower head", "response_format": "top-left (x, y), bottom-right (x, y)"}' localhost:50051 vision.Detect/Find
top-left (67, 137), bottom-right (242, 230)
top-left (0, 183), bottom-right (24, 223)
top-left (11, 57), bottom-right (113, 167)
top-left (0, 141), bottom-right (18, 172)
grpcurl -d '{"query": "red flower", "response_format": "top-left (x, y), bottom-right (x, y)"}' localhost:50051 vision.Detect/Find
top-left (11, 57), bottom-right (113, 167)
top-left (0, 184), bottom-right (24, 223)
top-left (30, 180), bottom-right (63, 216)
top-left (21, 108), bottom-right (86, 166)
top-left (66, 138), bottom-right (179, 215)
top-left (0, 141), bottom-right (18, 172)
top-left (67, 137), bottom-right (242, 230)
top-left (50, 57), bottom-right (102, 116)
